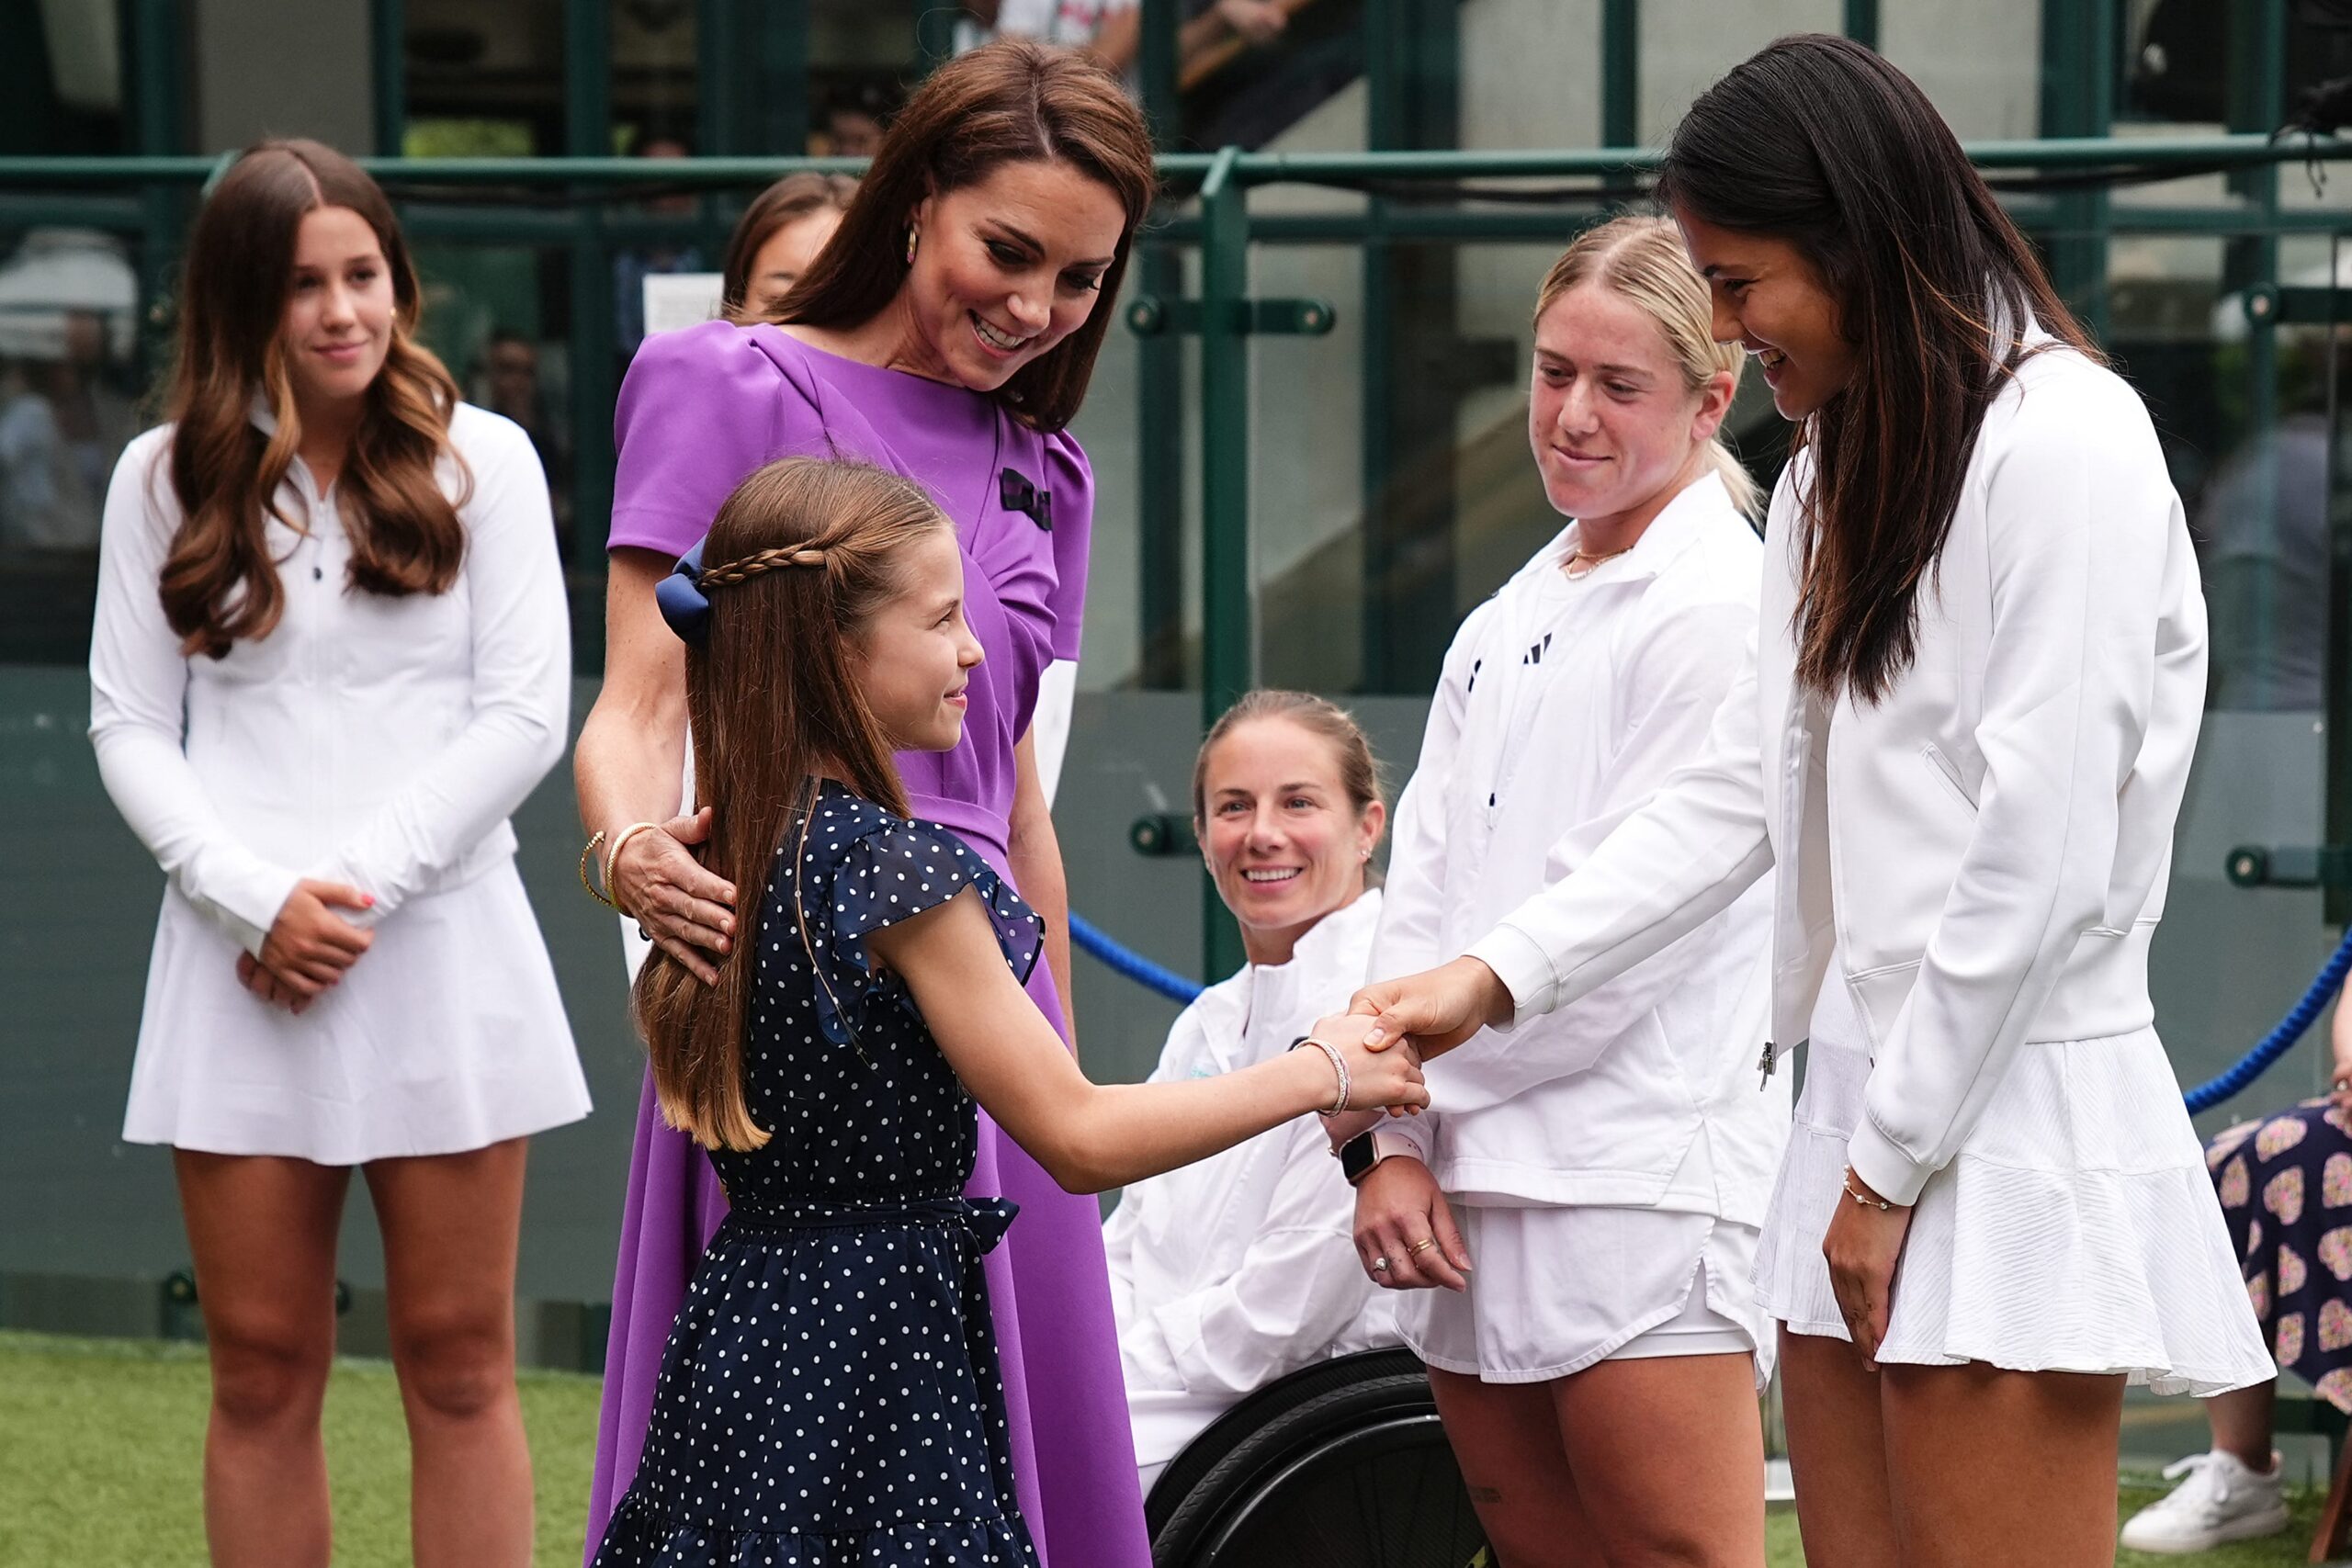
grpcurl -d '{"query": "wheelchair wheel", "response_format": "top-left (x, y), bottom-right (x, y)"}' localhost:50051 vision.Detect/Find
top-left (1148, 1349), bottom-right (1489, 1568)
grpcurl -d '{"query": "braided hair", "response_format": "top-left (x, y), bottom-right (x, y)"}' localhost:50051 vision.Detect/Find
top-left (635, 457), bottom-right (951, 1150)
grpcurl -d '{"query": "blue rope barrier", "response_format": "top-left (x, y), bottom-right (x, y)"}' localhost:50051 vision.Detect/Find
top-left (1076, 907), bottom-right (2352, 1109)
top-left (2184, 925), bottom-right (2352, 1113)
top-left (1069, 912), bottom-right (1204, 1005)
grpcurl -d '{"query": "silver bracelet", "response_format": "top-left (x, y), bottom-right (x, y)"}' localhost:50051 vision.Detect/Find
top-left (1297, 1036), bottom-right (1351, 1115)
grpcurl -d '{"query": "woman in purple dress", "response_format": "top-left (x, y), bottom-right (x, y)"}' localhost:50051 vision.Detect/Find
top-left (571, 39), bottom-right (1157, 1568)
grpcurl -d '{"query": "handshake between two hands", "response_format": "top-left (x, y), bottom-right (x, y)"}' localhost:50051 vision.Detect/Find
top-left (1304, 952), bottom-right (1519, 1119)
top-left (1316, 955), bottom-right (1518, 1294)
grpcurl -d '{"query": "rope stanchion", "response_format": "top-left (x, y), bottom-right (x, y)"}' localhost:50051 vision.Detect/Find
top-left (1069, 912), bottom-right (1204, 1005)
top-left (2183, 926), bottom-right (2352, 1113)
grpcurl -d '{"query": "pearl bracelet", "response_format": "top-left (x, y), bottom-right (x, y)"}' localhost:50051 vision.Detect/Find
top-left (1841, 1168), bottom-right (1893, 1211)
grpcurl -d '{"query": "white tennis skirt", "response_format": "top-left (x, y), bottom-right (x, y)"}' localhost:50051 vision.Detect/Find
top-left (123, 862), bottom-right (591, 1166)
top-left (1756, 1029), bottom-right (2273, 1394)
top-left (1400, 1202), bottom-right (1767, 1385)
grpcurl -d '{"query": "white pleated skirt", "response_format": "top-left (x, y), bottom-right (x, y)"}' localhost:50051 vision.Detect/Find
top-left (122, 860), bottom-right (591, 1165)
top-left (1755, 1029), bottom-right (2273, 1394)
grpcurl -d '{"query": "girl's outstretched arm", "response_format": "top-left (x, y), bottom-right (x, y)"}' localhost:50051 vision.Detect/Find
top-left (873, 889), bottom-right (1426, 1193)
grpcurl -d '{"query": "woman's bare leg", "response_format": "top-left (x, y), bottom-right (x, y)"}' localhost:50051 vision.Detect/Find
top-left (1548, 1350), bottom-right (1768, 1567)
top-left (1778, 1326), bottom-right (1901, 1568)
top-left (2205, 1382), bottom-right (2278, 1472)
top-left (368, 1138), bottom-right (534, 1568)
top-left (175, 1149), bottom-right (350, 1568)
top-left (1881, 1362), bottom-right (2126, 1568)
top-left (1428, 1366), bottom-right (1607, 1568)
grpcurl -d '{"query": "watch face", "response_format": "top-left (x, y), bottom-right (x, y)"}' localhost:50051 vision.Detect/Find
top-left (1340, 1133), bottom-right (1378, 1185)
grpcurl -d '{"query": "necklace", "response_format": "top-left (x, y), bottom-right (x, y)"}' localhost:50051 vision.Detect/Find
top-left (1563, 544), bottom-right (1634, 581)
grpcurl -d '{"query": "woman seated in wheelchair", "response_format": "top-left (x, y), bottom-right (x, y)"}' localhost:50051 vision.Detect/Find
top-left (2119, 987), bottom-right (2352, 1555)
top-left (1103, 691), bottom-right (1404, 1495)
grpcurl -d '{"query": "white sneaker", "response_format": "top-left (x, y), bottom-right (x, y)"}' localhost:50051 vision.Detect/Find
top-left (2118, 1450), bottom-right (2290, 1553)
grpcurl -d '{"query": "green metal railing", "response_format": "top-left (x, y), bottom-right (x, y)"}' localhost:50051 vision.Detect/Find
top-left (6, 129), bottom-right (2351, 971)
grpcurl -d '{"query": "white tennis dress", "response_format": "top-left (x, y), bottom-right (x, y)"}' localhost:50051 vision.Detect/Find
top-left (90, 403), bottom-right (591, 1164)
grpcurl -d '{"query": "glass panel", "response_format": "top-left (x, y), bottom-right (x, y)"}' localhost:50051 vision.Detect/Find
top-left (0, 224), bottom-right (149, 664)
top-left (1172, 0), bottom-right (1367, 152)
top-left (401, 0), bottom-right (568, 155)
top-left (2095, 227), bottom-right (2345, 1125)
top-left (413, 240), bottom-right (582, 557)
top-left (1880, 0), bottom-right (2041, 140)
top-left (612, 0), bottom-right (699, 153)
top-left (1639, 0), bottom-right (1840, 146)
top-left (0, 0), bottom-right (130, 154)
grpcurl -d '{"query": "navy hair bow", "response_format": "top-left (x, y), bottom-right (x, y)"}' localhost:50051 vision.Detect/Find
top-left (655, 538), bottom-right (712, 645)
top-left (1000, 468), bottom-right (1052, 531)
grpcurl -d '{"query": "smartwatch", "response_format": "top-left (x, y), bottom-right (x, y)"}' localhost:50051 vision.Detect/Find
top-left (1340, 1128), bottom-right (1420, 1188)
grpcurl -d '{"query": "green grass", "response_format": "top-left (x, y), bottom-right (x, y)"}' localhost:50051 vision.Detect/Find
top-left (0, 1330), bottom-right (600, 1567)
top-left (0, 1330), bottom-right (2330, 1567)
top-left (1756, 1482), bottom-right (2325, 1566)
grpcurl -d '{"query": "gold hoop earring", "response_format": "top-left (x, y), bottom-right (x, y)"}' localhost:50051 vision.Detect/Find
top-left (905, 227), bottom-right (919, 265)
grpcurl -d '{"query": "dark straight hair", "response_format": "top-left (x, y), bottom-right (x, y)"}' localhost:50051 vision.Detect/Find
top-left (764, 37), bottom-right (1156, 434)
top-left (1656, 33), bottom-right (2098, 704)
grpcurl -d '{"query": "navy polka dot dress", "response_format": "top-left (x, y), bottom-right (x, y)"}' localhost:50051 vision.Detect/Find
top-left (594, 785), bottom-right (1047, 1566)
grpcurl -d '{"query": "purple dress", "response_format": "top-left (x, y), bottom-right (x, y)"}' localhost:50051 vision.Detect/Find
top-left (589, 321), bottom-right (1150, 1568)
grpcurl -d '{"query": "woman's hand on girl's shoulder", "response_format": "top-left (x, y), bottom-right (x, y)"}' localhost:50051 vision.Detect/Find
top-left (612, 807), bottom-right (737, 985)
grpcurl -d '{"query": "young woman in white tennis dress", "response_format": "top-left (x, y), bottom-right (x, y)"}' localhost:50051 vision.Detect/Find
top-left (1351, 37), bottom-right (2272, 1568)
top-left (88, 140), bottom-right (587, 1564)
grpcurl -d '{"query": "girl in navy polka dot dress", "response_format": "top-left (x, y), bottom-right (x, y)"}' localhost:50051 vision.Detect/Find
top-left (591, 457), bottom-right (1430, 1566)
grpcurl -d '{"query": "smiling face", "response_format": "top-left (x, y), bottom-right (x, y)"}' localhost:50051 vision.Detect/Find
top-left (1197, 716), bottom-right (1385, 967)
top-left (894, 158), bottom-right (1125, 391)
top-left (280, 204), bottom-right (395, 417)
top-left (1674, 207), bottom-right (1857, 421)
top-left (1529, 280), bottom-right (1731, 535)
top-left (847, 526), bottom-right (984, 753)
top-left (747, 209), bottom-right (845, 315)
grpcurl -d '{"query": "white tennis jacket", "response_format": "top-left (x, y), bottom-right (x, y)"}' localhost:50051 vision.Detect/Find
top-left (1464, 342), bottom-right (2207, 1207)
top-left (1374, 472), bottom-right (1786, 1221)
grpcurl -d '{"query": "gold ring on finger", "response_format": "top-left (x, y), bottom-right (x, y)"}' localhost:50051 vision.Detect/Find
top-left (1408, 1237), bottom-right (1437, 1256)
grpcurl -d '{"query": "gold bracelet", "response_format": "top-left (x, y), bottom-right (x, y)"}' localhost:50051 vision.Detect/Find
top-left (578, 830), bottom-right (618, 909)
top-left (605, 821), bottom-right (666, 919)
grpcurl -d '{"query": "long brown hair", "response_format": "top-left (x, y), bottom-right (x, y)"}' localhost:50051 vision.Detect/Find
top-left (1656, 35), bottom-right (2098, 703)
top-left (633, 457), bottom-right (951, 1151)
top-left (761, 38), bottom-right (1156, 433)
top-left (719, 171), bottom-right (859, 320)
top-left (1534, 216), bottom-right (1760, 518)
top-left (160, 139), bottom-right (468, 660)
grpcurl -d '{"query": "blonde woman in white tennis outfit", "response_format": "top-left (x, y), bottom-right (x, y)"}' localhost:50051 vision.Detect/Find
top-left (1337, 216), bottom-right (1785, 1567)
top-left (1351, 38), bottom-right (2272, 1568)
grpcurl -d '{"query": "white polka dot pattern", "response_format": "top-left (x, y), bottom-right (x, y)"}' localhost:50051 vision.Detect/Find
top-left (593, 785), bottom-right (1049, 1565)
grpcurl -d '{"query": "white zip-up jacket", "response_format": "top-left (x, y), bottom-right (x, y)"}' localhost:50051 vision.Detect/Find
top-left (1464, 342), bottom-right (2206, 1207)
top-left (1104, 890), bottom-right (1398, 1469)
top-left (1376, 472), bottom-right (1785, 1219)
